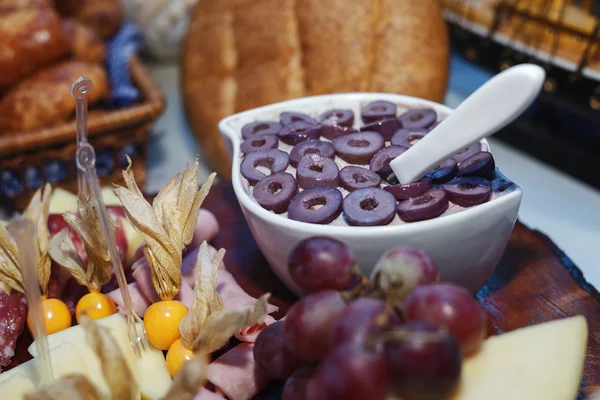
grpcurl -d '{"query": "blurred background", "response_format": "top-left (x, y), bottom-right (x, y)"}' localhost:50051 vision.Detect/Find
top-left (0, 0), bottom-right (599, 281)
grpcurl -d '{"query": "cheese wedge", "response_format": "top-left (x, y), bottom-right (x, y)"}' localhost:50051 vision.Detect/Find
top-left (0, 342), bottom-right (86, 398)
top-left (452, 316), bottom-right (588, 400)
top-left (28, 314), bottom-right (171, 399)
top-left (49, 188), bottom-right (79, 214)
top-left (101, 186), bottom-right (121, 205)
top-left (101, 186), bottom-right (145, 262)
top-left (0, 373), bottom-right (35, 398)
top-left (50, 187), bottom-right (121, 215)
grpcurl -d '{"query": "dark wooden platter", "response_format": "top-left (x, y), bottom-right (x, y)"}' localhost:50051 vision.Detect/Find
top-left (6, 181), bottom-right (600, 398)
top-left (202, 182), bottom-right (600, 399)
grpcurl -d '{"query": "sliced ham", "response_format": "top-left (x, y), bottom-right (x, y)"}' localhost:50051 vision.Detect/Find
top-left (235, 314), bottom-right (277, 343)
top-left (177, 277), bottom-right (194, 309)
top-left (193, 388), bottom-right (226, 400)
top-left (206, 343), bottom-right (271, 400)
top-left (131, 259), bottom-right (160, 303)
top-left (183, 209), bottom-right (220, 258)
top-left (132, 258), bottom-right (194, 306)
top-left (107, 282), bottom-right (151, 317)
top-left (216, 269), bottom-right (278, 316)
top-left (182, 245), bottom-right (221, 288)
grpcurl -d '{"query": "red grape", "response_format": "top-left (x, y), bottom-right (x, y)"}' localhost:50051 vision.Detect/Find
top-left (371, 245), bottom-right (439, 299)
top-left (288, 237), bottom-right (358, 293)
top-left (282, 367), bottom-right (317, 400)
top-left (253, 321), bottom-right (305, 380)
top-left (334, 298), bottom-right (400, 346)
top-left (283, 290), bottom-right (346, 361)
top-left (403, 283), bottom-right (487, 355)
top-left (311, 341), bottom-right (389, 400)
top-left (384, 321), bottom-right (462, 400)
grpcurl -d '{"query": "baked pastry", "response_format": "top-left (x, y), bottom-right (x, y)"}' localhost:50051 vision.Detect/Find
top-left (53, 0), bottom-right (123, 38)
top-left (0, 7), bottom-right (70, 90)
top-left (0, 0), bottom-right (52, 14)
top-left (62, 19), bottom-right (106, 63)
top-left (0, 60), bottom-right (109, 133)
top-left (442, 0), bottom-right (600, 71)
top-left (182, 0), bottom-right (449, 179)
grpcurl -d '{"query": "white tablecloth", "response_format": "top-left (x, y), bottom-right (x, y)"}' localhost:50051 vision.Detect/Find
top-left (145, 60), bottom-right (600, 289)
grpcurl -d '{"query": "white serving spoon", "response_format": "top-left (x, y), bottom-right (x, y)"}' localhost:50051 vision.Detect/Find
top-left (389, 63), bottom-right (546, 184)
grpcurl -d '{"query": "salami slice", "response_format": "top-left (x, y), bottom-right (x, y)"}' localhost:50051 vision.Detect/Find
top-left (0, 290), bottom-right (27, 371)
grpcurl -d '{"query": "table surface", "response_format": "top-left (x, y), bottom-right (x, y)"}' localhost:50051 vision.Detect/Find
top-left (144, 55), bottom-right (600, 290)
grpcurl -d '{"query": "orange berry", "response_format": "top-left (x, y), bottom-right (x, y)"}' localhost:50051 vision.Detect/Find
top-left (143, 300), bottom-right (188, 350)
top-left (28, 298), bottom-right (71, 335)
top-left (75, 292), bottom-right (117, 323)
top-left (166, 339), bottom-right (195, 377)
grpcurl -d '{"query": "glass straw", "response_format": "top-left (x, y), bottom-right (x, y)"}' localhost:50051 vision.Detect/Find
top-left (71, 78), bottom-right (148, 357)
top-left (7, 219), bottom-right (53, 386)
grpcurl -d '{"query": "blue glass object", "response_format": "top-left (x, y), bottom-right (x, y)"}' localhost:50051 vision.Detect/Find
top-left (106, 21), bottom-right (142, 108)
top-left (44, 160), bottom-right (68, 184)
top-left (1, 169), bottom-right (23, 198)
top-left (95, 149), bottom-right (115, 177)
top-left (24, 166), bottom-right (43, 190)
top-left (118, 143), bottom-right (138, 167)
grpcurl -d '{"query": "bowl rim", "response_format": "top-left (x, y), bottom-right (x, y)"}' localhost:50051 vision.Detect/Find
top-left (219, 92), bottom-right (522, 236)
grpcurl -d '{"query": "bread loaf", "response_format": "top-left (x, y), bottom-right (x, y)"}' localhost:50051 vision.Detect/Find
top-left (0, 61), bottom-right (109, 133)
top-left (0, 0), bottom-right (52, 14)
top-left (62, 19), bottom-right (106, 63)
top-left (182, 0), bottom-right (449, 179)
top-left (0, 7), bottom-right (70, 90)
top-left (54, 0), bottom-right (123, 38)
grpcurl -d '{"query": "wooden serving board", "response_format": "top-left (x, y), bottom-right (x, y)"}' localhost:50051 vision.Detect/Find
top-left (7, 181), bottom-right (599, 398)
top-left (201, 182), bottom-right (600, 399)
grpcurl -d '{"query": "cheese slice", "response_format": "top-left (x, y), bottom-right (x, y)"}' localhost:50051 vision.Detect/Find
top-left (101, 186), bottom-right (121, 205)
top-left (50, 186), bottom-right (121, 215)
top-left (49, 188), bottom-right (78, 214)
top-left (121, 217), bottom-right (144, 263)
top-left (29, 314), bottom-right (171, 399)
top-left (0, 373), bottom-right (36, 398)
top-left (0, 342), bottom-right (86, 398)
top-left (452, 316), bottom-right (588, 400)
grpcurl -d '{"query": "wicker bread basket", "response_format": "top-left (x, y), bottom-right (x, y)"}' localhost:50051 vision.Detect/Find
top-left (0, 55), bottom-right (165, 211)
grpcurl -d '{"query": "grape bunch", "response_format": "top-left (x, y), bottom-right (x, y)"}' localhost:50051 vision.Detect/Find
top-left (253, 237), bottom-right (488, 400)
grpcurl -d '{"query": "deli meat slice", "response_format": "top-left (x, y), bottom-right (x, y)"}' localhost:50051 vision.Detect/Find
top-left (181, 244), bottom-right (221, 287)
top-left (236, 314), bottom-right (277, 343)
top-left (132, 258), bottom-right (194, 306)
top-left (61, 278), bottom-right (88, 316)
top-left (216, 269), bottom-right (279, 343)
top-left (193, 388), bottom-right (226, 400)
top-left (0, 290), bottom-right (27, 370)
top-left (183, 209), bottom-right (220, 258)
top-left (107, 282), bottom-right (151, 317)
top-left (206, 343), bottom-right (271, 400)
top-left (216, 269), bottom-right (279, 315)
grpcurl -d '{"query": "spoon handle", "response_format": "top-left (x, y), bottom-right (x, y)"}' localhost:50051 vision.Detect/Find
top-left (389, 64), bottom-right (545, 184)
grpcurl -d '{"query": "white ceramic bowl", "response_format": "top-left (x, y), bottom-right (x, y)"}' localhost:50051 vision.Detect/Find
top-left (219, 93), bottom-right (522, 295)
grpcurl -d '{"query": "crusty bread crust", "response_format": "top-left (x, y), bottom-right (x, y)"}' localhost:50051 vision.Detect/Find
top-left (0, 61), bottom-right (109, 133)
top-left (183, 0), bottom-right (450, 178)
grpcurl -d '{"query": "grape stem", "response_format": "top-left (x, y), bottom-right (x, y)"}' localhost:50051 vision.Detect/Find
top-left (381, 329), bottom-right (448, 344)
